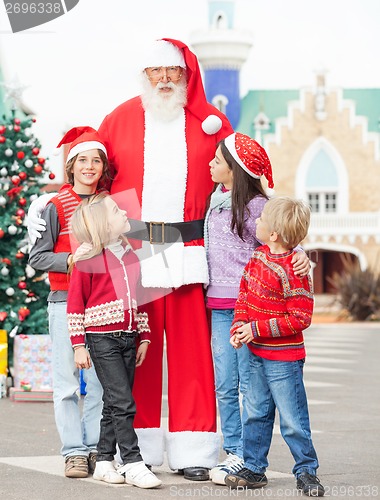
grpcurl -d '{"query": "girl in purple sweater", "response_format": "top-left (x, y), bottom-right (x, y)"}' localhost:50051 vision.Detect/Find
top-left (205, 133), bottom-right (309, 485)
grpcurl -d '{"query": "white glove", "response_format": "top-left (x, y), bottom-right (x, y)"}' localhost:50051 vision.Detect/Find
top-left (26, 192), bottom-right (56, 244)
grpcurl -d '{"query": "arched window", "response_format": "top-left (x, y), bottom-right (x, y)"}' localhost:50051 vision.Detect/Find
top-left (212, 11), bottom-right (228, 29)
top-left (296, 138), bottom-right (348, 214)
top-left (306, 149), bottom-right (338, 213)
top-left (212, 94), bottom-right (229, 114)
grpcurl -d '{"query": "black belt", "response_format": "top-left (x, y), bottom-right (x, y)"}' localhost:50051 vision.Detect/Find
top-left (128, 219), bottom-right (204, 245)
top-left (90, 330), bottom-right (138, 338)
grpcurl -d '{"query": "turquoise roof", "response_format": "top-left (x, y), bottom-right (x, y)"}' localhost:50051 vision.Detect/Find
top-left (343, 89), bottom-right (380, 133)
top-left (238, 88), bottom-right (380, 137)
top-left (237, 90), bottom-right (299, 137)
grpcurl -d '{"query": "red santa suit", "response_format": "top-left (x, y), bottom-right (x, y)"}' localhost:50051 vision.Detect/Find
top-left (98, 39), bottom-right (233, 470)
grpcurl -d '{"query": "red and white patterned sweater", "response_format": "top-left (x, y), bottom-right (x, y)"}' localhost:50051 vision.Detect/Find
top-left (67, 246), bottom-right (150, 347)
top-left (231, 245), bottom-right (314, 361)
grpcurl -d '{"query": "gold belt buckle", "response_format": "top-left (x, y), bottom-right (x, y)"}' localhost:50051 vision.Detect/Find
top-left (149, 221), bottom-right (165, 244)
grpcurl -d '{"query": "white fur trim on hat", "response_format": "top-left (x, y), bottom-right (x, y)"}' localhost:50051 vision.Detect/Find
top-left (67, 141), bottom-right (108, 162)
top-left (142, 40), bottom-right (186, 70)
top-left (202, 114), bottom-right (222, 135)
top-left (224, 133), bottom-right (260, 179)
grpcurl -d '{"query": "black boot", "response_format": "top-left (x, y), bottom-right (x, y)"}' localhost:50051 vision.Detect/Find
top-left (178, 467), bottom-right (209, 481)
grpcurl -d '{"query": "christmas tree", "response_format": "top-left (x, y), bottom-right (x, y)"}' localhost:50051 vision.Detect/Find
top-left (0, 110), bottom-right (55, 359)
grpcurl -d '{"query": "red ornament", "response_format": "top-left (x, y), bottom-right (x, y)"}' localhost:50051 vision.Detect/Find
top-left (32, 118), bottom-right (36, 122)
top-left (34, 165), bottom-right (43, 174)
top-left (0, 136), bottom-right (6, 144)
top-left (18, 171), bottom-right (27, 180)
top-left (0, 229), bottom-right (4, 239)
top-left (32, 147), bottom-right (40, 155)
top-left (0, 125), bottom-right (6, 134)
top-left (14, 118), bottom-right (21, 125)
top-left (7, 186), bottom-right (23, 198)
top-left (16, 208), bottom-right (25, 218)
top-left (18, 307), bottom-right (30, 321)
top-left (11, 175), bottom-right (21, 185)
top-left (14, 125), bottom-right (21, 132)
top-left (18, 197), bottom-right (27, 206)
top-left (49, 172), bottom-right (56, 180)
top-left (2, 258), bottom-right (11, 265)
top-left (15, 251), bottom-right (24, 259)
top-left (18, 281), bottom-right (27, 289)
top-left (27, 292), bottom-right (35, 297)
top-left (17, 151), bottom-right (25, 159)
top-left (38, 157), bottom-right (45, 165)
top-left (0, 311), bottom-right (8, 322)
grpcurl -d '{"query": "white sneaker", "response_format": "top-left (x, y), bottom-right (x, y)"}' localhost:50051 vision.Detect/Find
top-left (92, 460), bottom-right (125, 484)
top-left (118, 461), bottom-right (162, 489)
top-left (211, 454), bottom-right (244, 485)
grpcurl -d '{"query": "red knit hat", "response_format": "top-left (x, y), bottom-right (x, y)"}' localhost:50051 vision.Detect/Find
top-left (224, 132), bottom-right (274, 188)
top-left (56, 126), bottom-right (108, 163)
top-left (157, 38), bottom-right (223, 135)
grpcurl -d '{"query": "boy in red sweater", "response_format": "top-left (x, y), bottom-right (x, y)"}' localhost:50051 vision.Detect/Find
top-left (226, 197), bottom-right (325, 497)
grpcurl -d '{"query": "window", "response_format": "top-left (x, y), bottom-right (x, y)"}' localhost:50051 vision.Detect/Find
top-left (307, 192), bottom-right (337, 213)
top-left (212, 94), bottom-right (228, 114)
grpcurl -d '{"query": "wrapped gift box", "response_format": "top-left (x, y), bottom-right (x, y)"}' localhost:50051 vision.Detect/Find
top-left (0, 329), bottom-right (7, 377)
top-left (9, 387), bottom-right (53, 402)
top-left (13, 334), bottom-right (53, 390)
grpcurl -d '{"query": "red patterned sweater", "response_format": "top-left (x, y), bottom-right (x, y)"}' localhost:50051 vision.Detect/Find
top-left (67, 246), bottom-right (150, 347)
top-left (231, 245), bottom-right (314, 361)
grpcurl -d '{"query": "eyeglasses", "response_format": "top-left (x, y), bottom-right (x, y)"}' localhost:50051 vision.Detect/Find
top-left (145, 66), bottom-right (183, 82)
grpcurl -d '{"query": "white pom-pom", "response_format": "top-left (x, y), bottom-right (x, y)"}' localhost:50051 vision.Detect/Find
top-left (52, 148), bottom-right (61, 156)
top-left (202, 115), bottom-right (222, 135)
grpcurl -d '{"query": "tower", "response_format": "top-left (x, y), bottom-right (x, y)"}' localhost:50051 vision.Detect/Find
top-left (190, 0), bottom-right (253, 128)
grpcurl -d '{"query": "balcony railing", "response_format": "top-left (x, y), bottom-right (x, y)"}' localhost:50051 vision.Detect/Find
top-left (308, 212), bottom-right (380, 239)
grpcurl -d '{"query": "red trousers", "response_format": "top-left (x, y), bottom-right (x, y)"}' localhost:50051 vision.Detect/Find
top-left (133, 283), bottom-right (216, 433)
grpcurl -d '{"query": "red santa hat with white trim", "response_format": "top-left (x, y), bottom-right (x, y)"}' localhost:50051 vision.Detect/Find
top-left (142, 38), bottom-right (223, 135)
top-left (225, 132), bottom-right (274, 188)
top-left (56, 126), bottom-right (108, 163)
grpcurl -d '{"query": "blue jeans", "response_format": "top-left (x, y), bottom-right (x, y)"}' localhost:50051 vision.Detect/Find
top-left (243, 353), bottom-right (319, 477)
top-left (87, 332), bottom-right (142, 464)
top-left (211, 309), bottom-right (250, 458)
top-left (48, 302), bottom-right (103, 458)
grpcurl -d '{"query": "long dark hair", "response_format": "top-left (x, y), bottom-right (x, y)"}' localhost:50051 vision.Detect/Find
top-left (219, 140), bottom-right (268, 241)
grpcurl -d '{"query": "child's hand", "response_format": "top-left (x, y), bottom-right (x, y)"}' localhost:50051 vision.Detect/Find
top-left (230, 334), bottom-right (243, 349)
top-left (292, 251), bottom-right (310, 276)
top-left (74, 346), bottom-right (92, 369)
top-left (236, 323), bottom-right (253, 344)
top-left (136, 341), bottom-right (149, 367)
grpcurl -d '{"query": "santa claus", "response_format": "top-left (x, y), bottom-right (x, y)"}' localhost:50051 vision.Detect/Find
top-left (27, 38), bottom-right (233, 480)
top-left (98, 38), bottom-right (233, 480)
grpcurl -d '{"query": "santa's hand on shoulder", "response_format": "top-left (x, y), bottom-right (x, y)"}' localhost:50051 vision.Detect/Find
top-left (26, 192), bottom-right (56, 244)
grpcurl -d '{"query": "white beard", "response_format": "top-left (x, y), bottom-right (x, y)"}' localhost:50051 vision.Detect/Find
top-left (141, 74), bottom-right (187, 122)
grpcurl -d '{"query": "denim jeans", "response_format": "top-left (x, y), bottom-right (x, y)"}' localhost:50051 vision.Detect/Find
top-left (243, 353), bottom-right (319, 477)
top-left (211, 309), bottom-right (250, 458)
top-left (48, 302), bottom-right (103, 457)
top-left (87, 332), bottom-right (142, 464)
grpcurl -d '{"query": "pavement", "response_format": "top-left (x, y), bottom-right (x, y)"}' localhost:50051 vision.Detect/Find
top-left (0, 322), bottom-right (380, 499)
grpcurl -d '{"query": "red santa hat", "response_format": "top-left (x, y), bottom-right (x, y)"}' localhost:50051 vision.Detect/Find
top-left (143, 38), bottom-right (223, 135)
top-left (56, 126), bottom-right (108, 163)
top-left (224, 132), bottom-right (274, 188)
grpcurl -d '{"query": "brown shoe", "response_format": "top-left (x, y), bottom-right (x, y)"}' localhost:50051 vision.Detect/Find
top-left (88, 452), bottom-right (97, 475)
top-left (65, 455), bottom-right (89, 478)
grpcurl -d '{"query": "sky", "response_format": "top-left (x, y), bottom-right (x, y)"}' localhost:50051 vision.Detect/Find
top-left (0, 0), bottom-right (379, 180)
